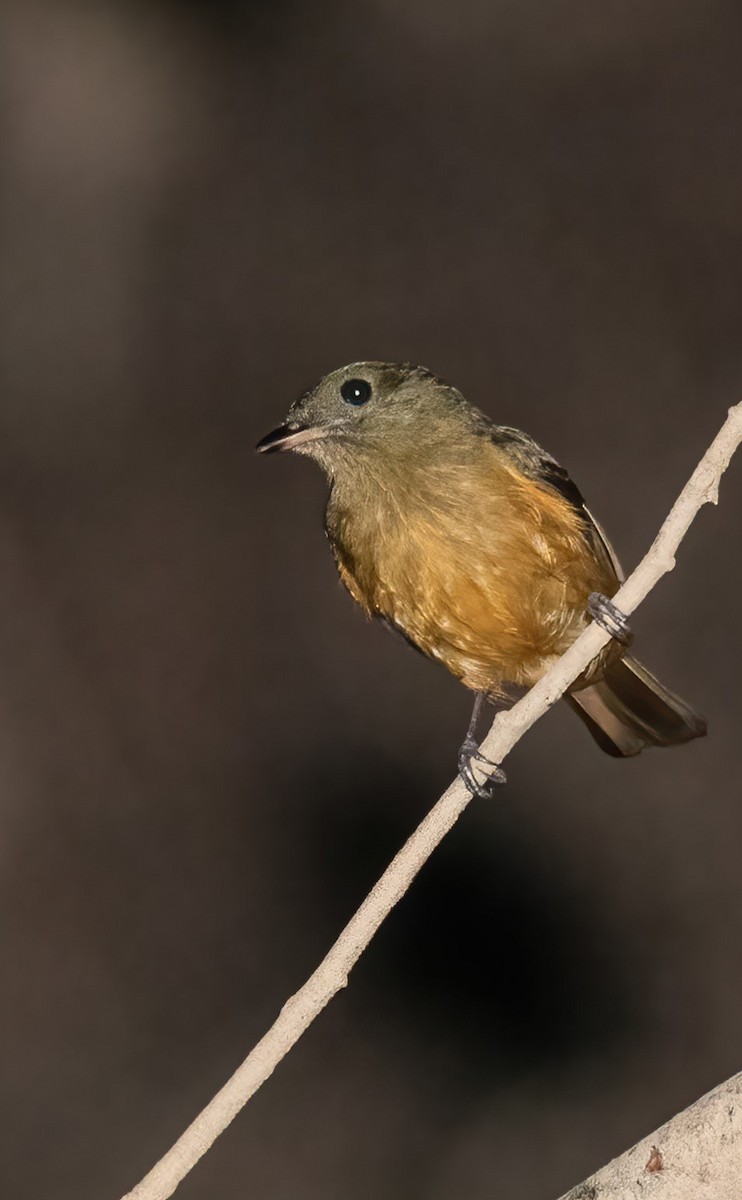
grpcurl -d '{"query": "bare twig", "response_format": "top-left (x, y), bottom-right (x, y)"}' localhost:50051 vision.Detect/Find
top-left (121, 402), bottom-right (742, 1200)
top-left (558, 1070), bottom-right (742, 1199)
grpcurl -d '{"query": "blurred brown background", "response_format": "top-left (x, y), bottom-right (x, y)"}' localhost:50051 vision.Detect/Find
top-left (1, 1), bottom-right (741, 1197)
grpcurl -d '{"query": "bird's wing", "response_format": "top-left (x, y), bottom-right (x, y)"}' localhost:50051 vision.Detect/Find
top-left (490, 425), bottom-right (624, 583)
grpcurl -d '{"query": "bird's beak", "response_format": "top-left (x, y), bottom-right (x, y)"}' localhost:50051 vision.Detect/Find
top-left (255, 423), bottom-right (326, 454)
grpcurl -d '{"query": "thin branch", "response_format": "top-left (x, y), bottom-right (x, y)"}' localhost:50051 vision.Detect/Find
top-left (121, 402), bottom-right (742, 1200)
top-left (558, 1070), bottom-right (742, 1199)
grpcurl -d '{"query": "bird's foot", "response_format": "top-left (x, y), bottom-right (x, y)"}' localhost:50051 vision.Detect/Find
top-left (588, 592), bottom-right (633, 647)
top-left (457, 737), bottom-right (507, 799)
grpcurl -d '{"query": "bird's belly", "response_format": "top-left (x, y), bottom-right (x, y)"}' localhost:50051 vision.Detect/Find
top-left (384, 574), bottom-right (578, 694)
top-left (329, 468), bottom-right (616, 697)
top-left (363, 530), bottom-right (597, 696)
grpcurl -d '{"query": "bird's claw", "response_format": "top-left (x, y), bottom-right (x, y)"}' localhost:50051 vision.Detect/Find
top-left (588, 592), bottom-right (632, 647)
top-left (457, 738), bottom-right (507, 799)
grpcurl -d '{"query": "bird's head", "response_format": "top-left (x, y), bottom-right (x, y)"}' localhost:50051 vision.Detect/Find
top-left (256, 362), bottom-right (473, 478)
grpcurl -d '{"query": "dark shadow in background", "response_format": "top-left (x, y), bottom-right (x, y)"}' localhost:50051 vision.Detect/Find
top-left (300, 748), bottom-right (639, 1093)
top-left (148, 0), bottom-right (337, 41)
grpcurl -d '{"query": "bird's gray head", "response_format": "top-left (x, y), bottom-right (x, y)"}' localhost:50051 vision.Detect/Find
top-left (256, 361), bottom-right (473, 476)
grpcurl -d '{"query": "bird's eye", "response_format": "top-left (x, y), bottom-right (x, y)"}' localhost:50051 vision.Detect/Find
top-left (340, 378), bottom-right (372, 406)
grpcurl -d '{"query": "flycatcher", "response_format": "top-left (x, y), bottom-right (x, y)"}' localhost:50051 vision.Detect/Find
top-left (257, 362), bottom-right (706, 794)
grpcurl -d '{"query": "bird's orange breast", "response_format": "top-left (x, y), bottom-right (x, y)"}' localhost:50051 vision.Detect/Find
top-left (327, 448), bottom-right (618, 696)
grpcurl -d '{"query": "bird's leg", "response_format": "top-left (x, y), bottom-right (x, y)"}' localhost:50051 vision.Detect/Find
top-left (458, 692), bottom-right (507, 798)
top-left (587, 592), bottom-right (633, 647)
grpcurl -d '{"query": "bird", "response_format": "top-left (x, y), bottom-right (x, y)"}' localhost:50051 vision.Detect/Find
top-left (256, 362), bottom-right (706, 794)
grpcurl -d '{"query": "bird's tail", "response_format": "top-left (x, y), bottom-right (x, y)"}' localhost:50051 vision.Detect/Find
top-left (565, 655), bottom-right (707, 758)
